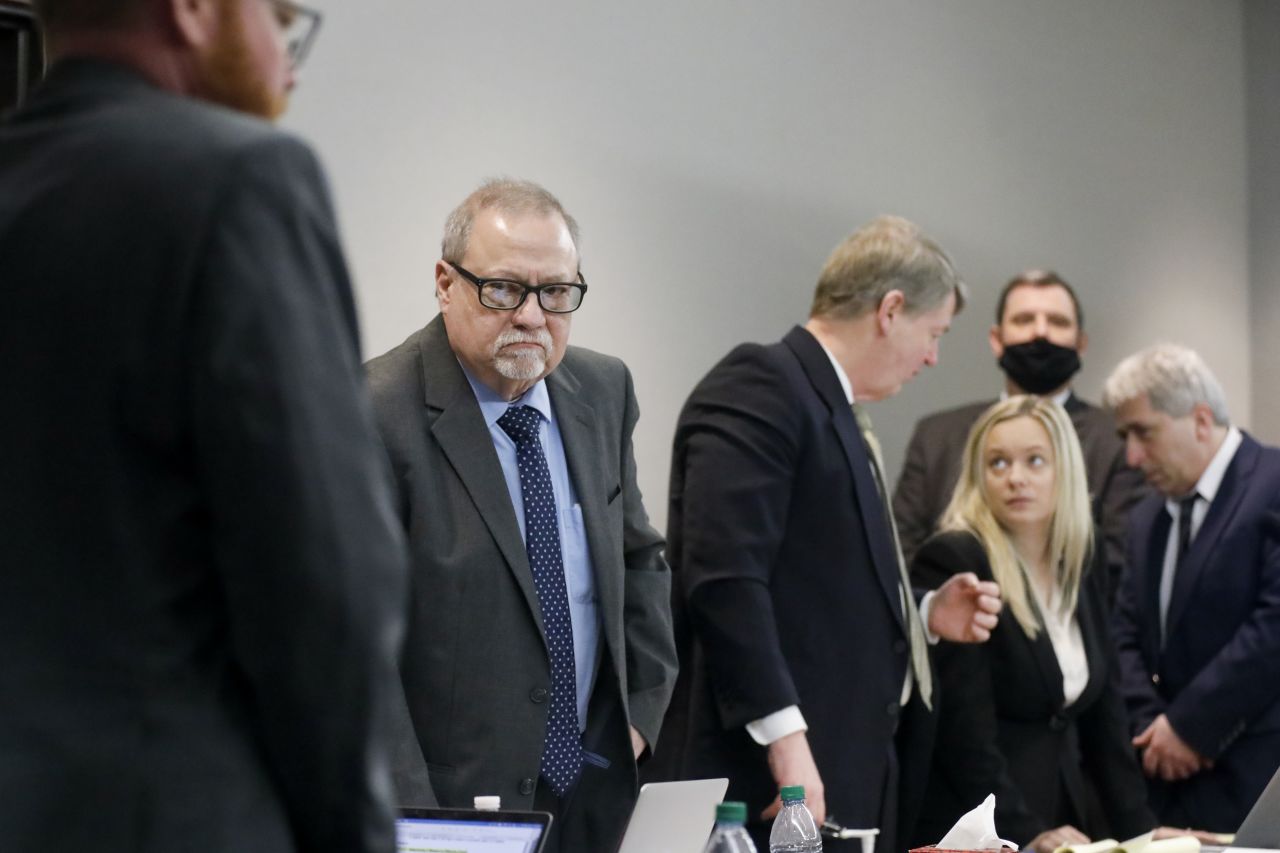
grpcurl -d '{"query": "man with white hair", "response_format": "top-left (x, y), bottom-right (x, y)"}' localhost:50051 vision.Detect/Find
top-left (366, 178), bottom-right (677, 853)
top-left (1104, 344), bottom-right (1280, 832)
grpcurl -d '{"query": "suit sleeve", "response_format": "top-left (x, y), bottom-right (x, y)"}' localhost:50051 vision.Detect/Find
top-left (1093, 443), bottom-right (1150, 608)
top-left (893, 420), bottom-right (937, 567)
top-left (617, 365), bottom-right (679, 749)
top-left (1075, 548), bottom-right (1157, 838)
top-left (675, 348), bottom-right (805, 728)
top-left (1111, 521), bottom-right (1166, 735)
top-left (188, 135), bottom-right (408, 853)
top-left (1165, 507), bottom-right (1280, 758)
top-left (911, 534), bottom-right (1047, 844)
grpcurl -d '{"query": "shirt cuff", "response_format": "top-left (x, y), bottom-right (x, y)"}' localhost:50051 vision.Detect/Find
top-left (746, 706), bottom-right (808, 746)
top-left (920, 590), bottom-right (941, 645)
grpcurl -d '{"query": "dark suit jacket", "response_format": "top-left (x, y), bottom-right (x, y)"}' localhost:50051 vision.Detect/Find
top-left (894, 395), bottom-right (1147, 604)
top-left (648, 325), bottom-right (934, 853)
top-left (911, 531), bottom-right (1154, 846)
top-left (0, 61), bottom-right (408, 853)
top-left (1113, 432), bottom-right (1280, 831)
top-left (365, 316), bottom-right (677, 846)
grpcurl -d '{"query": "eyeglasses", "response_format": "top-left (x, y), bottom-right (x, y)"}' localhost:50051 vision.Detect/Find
top-left (449, 262), bottom-right (589, 314)
top-left (263, 0), bottom-right (323, 70)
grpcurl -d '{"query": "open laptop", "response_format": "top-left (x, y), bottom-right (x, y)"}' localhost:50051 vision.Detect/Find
top-left (397, 806), bottom-right (553, 853)
top-left (615, 778), bottom-right (730, 853)
top-left (1231, 763), bottom-right (1280, 848)
top-left (1203, 763), bottom-right (1280, 853)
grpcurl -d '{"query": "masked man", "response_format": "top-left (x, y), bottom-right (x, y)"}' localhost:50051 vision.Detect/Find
top-left (893, 270), bottom-right (1146, 603)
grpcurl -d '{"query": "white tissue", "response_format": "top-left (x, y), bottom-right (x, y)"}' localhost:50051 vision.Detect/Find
top-left (936, 794), bottom-right (1019, 850)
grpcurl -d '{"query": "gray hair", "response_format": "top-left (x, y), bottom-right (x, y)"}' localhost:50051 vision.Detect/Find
top-left (441, 178), bottom-right (580, 264)
top-left (1102, 343), bottom-right (1230, 425)
top-left (810, 214), bottom-right (967, 320)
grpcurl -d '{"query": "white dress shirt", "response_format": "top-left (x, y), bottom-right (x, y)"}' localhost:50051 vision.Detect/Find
top-left (1028, 579), bottom-right (1089, 706)
top-left (744, 341), bottom-right (936, 746)
top-left (1158, 426), bottom-right (1243, 640)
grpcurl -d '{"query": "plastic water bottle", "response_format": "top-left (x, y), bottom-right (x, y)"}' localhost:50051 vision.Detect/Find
top-left (703, 801), bottom-right (758, 853)
top-left (768, 785), bottom-right (822, 852)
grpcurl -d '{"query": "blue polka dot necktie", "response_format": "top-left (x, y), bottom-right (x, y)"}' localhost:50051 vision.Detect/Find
top-left (497, 405), bottom-right (582, 797)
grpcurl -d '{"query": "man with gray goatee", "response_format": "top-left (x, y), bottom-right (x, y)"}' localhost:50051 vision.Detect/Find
top-left (365, 179), bottom-right (678, 853)
top-left (1105, 343), bottom-right (1280, 832)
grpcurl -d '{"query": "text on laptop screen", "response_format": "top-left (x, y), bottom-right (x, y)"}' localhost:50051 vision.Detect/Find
top-left (396, 817), bottom-right (544, 853)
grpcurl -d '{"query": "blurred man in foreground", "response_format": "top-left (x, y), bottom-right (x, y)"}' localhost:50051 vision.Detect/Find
top-left (0, 2), bottom-right (408, 851)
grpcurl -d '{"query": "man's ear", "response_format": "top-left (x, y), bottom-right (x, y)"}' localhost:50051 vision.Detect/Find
top-left (1191, 402), bottom-right (1218, 440)
top-left (435, 261), bottom-right (455, 311)
top-left (1075, 329), bottom-right (1089, 357)
top-left (161, 0), bottom-right (220, 51)
top-left (989, 324), bottom-right (1005, 359)
top-left (876, 289), bottom-right (905, 334)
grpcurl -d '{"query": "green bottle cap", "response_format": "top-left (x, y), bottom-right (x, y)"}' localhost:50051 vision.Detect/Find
top-left (716, 801), bottom-right (748, 823)
top-left (780, 785), bottom-right (806, 801)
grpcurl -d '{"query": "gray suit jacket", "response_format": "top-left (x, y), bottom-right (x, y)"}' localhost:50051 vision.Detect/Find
top-left (0, 60), bottom-right (408, 853)
top-left (365, 316), bottom-right (677, 816)
top-left (892, 393), bottom-right (1148, 603)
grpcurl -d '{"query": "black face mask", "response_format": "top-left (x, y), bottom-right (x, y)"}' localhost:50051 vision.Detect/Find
top-left (998, 338), bottom-right (1081, 395)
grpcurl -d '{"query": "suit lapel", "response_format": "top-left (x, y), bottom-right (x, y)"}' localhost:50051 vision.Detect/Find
top-left (1073, 576), bottom-right (1107, 708)
top-left (417, 317), bottom-right (546, 641)
top-left (964, 534), bottom-right (1066, 706)
top-left (783, 327), bottom-right (906, 633)
top-left (547, 363), bottom-right (623, 661)
top-left (1165, 436), bottom-right (1258, 640)
top-left (1014, 574), bottom-right (1069, 709)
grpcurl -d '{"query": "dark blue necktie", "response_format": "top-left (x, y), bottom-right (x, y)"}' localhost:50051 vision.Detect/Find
top-left (1160, 492), bottom-right (1200, 644)
top-left (497, 405), bottom-right (581, 796)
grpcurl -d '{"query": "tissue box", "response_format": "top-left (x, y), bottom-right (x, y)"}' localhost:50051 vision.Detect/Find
top-left (911, 847), bottom-right (1014, 853)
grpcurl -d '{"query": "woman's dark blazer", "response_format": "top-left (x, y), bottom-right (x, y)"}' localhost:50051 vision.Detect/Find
top-left (909, 529), bottom-right (1155, 846)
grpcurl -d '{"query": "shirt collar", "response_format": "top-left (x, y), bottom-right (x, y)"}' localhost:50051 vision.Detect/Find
top-left (999, 387), bottom-right (1072, 407)
top-left (816, 339), bottom-right (855, 405)
top-left (458, 359), bottom-right (553, 428)
top-left (1165, 425), bottom-right (1242, 514)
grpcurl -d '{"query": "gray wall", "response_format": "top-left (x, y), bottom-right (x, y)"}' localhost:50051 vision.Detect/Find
top-left (285, 0), bottom-right (1257, 531)
top-left (1246, 0), bottom-right (1280, 446)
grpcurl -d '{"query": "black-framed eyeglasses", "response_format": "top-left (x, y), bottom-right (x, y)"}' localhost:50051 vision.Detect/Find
top-left (263, 0), bottom-right (323, 71)
top-left (448, 262), bottom-right (588, 314)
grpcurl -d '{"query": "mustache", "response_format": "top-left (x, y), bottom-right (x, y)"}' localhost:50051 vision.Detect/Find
top-left (493, 328), bottom-right (553, 354)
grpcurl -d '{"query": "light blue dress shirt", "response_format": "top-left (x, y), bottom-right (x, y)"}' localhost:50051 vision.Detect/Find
top-left (460, 364), bottom-right (600, 730)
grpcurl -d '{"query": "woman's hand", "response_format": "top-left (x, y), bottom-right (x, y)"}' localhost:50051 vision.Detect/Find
top-left (1026, 825), bottom-right (1090, 853)
top-left (1153, 827), bottom-right (1232, 844)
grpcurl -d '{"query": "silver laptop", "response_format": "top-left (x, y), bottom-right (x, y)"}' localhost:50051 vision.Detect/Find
top-left (1233, 763), bottom-right (1280, 848)
top-left (615, 778), bottom-right (730, 853)
top-left (1202, 763), bottom-right (1280, 853)
top-left (397, 806), bottom-right (553, 853)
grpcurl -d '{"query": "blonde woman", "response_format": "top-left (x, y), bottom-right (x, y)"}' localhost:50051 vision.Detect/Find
top-left (908, 396), bottom-right (1154, 853)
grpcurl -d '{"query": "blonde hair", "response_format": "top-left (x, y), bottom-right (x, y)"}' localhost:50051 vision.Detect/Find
top-left (939, 396), bottom-right (1094, 638)
top-left (810, 214), bottom-right (967, 320)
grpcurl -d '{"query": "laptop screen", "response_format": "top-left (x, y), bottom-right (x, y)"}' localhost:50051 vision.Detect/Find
top-left (396, 810), bottom-right (549, 853)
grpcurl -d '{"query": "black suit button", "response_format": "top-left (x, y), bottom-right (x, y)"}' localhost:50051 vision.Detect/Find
top-left (519, 778), bottom-right (535, 796)
top-left (530, 687), bottom-right (548, 703)
top-left (887, 702), bottom-right (900, 716)
top-left (1049, 713), bottom-right (1068, 732)
top-left (893, 640), bottom-right (908, 654)
top-left (1152, 673), bottom-right (1161, 685)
